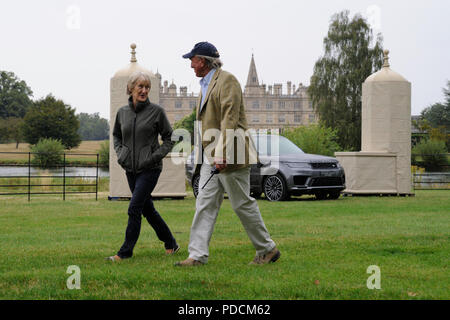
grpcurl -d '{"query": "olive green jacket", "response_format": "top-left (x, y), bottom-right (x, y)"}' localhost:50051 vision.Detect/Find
top-left (195, 68), bottom-right (257, 173)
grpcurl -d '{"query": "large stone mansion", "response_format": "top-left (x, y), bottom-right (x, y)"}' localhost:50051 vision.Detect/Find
top-left (157, 55), bottom-right (317, 130)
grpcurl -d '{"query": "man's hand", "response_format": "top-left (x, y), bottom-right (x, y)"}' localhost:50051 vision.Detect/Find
top-left (213, 157), bottom-right (227, 171)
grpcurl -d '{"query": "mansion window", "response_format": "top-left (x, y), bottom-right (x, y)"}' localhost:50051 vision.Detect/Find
top-left (266, 101), bottom-right (273, 110)
top-left (252, 101), bottom-right (260, 109)
top-left (309, 114), bottom-right (315, 123)
top-left (294, 102), bottom-right (301, 110)
top-left (278, 115), bottom-right (285, 123)
top-left (252, 115), bottom-right (260, 123)
top-left (279, 101), bottom-right (285, 109)
top-left (189, 101), bottom-right (196, 109)
top-left (175, 101), bottom-right (182, 109)
top-left (266, 115), bottom-right (273, 123)
top-left (294, 113), bottom-right (301, 123)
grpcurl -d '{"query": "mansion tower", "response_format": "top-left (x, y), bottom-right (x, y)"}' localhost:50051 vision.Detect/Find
top-left (158, 55), bottom-right (317, 130)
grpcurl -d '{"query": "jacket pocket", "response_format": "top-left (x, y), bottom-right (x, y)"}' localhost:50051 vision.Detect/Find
top-left (137, 144), bottom-right (153, 171)
top-left (117, 145), bottom-right (131, 169)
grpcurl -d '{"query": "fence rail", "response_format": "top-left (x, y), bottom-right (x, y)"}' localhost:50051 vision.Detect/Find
top-left (412, 153), bottom-right (449, 190)
top-left (0, 152), bottom-right (99, 201)
top-left (413, 172), bottom-right (450, 190)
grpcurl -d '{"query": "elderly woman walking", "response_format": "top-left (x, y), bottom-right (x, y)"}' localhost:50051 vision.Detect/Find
top-left (107, 71), bottom-right (179, 261)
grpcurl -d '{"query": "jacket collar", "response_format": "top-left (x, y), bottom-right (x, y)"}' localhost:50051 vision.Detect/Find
top-left (128, 96), bottom-right (150, 113)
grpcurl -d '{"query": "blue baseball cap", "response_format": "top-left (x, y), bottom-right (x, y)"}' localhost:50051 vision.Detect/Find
top-left (182, 41), bottom-right (220, 59)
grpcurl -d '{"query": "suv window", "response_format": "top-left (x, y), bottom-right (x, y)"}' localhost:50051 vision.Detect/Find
top-left (253, 135), bottom-right (304, 156)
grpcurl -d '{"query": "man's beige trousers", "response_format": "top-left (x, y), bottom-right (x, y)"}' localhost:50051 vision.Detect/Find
top-left (188, 164), bottom-right (276, 263)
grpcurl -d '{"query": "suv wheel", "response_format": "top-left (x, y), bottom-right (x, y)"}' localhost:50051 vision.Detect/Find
top-left (192, 174), bottom-right (200, 198)
top-left (264, 174), bottom-right (288, 201)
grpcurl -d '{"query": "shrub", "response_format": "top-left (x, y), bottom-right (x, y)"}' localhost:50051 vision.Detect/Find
top-left (31, 138), bottom-right (64, 168)
top-left (22, 94), bottom-right (81, 149)
top-left (98, 140), bottom-right (109, 168)
top-left (282, 124), bottom-right (341, 156)
top-left (412, 139), bottom-right (448, 172)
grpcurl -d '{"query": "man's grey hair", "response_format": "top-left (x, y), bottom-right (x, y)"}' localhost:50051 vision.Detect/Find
top-left (197, 55), bottom-right (223, 69)
top-left (127, 71), bottom-right (152, 95)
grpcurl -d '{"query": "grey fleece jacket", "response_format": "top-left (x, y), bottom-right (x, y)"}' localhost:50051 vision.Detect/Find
top-left (113, 97), bottom-right (174, 174)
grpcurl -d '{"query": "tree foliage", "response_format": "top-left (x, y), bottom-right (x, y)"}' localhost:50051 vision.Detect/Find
top-left (414, 81), bottom-right (450, 150)
top-left (0, 117), bottom-right (24, 148)
top-left (30, 138), bottom-right (65, 168)
top-left (98, 140), bottom-right (110, 168)
top-left (412, 139), bottom-right (448, 172)
top-left (22, 94), bottom-right (81, 149)
top-left (0, 71), bottom-right (33, 119)
top-left (77, 112), bottom-right (109, 141)
top-left (308, 11), bottom-right (384, 151)
top-left (0, 118), bottom-right (9, 143)
top-left (282, 124), bottom-right (341, 156)
top-left (173, 109), bottom-right (196, 145)
top-left (420, 81), bottom-right (450, 130)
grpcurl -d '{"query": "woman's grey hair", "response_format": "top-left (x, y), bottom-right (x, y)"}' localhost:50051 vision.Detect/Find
top-left (127, 71), bottom-right (152, 95)
top-left (197, 55), bottom-right (223, 69)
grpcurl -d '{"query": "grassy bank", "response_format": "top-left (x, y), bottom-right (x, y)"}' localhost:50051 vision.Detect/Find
top-left (0, 176), bottom-right (109, 195)
top-left (0, 190), bottom-right (448, 300)
top-left (0, 141), bottom-right (106, 165)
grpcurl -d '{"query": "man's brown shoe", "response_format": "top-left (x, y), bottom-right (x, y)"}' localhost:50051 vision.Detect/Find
top-left (174, 258), bottom-right (204, 267)
top-left (249, 248), bottom-right (281, 265)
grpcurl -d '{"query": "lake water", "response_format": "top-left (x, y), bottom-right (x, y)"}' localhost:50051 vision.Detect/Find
top-left (0, 166), bottom-right (110, 177)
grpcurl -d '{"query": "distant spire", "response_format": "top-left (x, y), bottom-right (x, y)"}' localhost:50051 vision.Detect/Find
top-left (383, 49), bottom-right (390, 68)
top-left (246, 54), bottom-right (260, 88)
top-left (130, 43), bottom-right (137, 63)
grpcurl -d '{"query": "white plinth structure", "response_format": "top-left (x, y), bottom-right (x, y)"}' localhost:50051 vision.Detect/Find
top-left (109, 44), bottom-right (186, 199)
top-left (335, 50), bottom-right (413, 195)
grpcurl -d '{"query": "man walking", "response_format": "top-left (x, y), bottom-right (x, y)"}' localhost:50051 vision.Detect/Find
top-left (175, 41), bottom-right (280, 266)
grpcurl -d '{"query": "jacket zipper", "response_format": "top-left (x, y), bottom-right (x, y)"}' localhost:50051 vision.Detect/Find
top-left (132, 113), bottom-right (137, 174)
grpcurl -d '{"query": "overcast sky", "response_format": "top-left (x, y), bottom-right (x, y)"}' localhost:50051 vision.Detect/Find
top-left (1, 0), bottom-right (449, 119)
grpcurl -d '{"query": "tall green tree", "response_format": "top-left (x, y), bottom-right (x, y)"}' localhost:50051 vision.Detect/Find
top-left (8, 117), bottom-right (24, 148)
top-left (417, 81), bottom-right (450, 150)
top-left (0, 71), bottom-right (33, 119)
top-left (22, 94), bottom-right (81, 149)
top-left (0, 117), bottom-right (24, 147)
top-left (308, 11), bottom-right (384, 151)
top-left (77, 112), bottom-right (109, 140)
top-left (0, 118), bottom-right (9, 143)
top-left (420, 81), bottom-right (450, 130)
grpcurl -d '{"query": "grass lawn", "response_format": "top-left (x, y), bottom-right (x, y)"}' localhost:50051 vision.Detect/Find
top-left (0, 190), bottom-right (448, 300)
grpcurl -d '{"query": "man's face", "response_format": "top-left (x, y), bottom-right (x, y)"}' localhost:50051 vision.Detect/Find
top-left (190, 56), bottom-right (209, 78)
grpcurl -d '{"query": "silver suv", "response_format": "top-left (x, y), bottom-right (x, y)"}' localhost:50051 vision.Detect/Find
top-left (185, 134), bottom-right (345, 201)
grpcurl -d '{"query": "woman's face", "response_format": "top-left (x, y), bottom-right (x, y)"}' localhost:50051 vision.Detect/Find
top-left (131, 78), bottom-right (150, 104)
